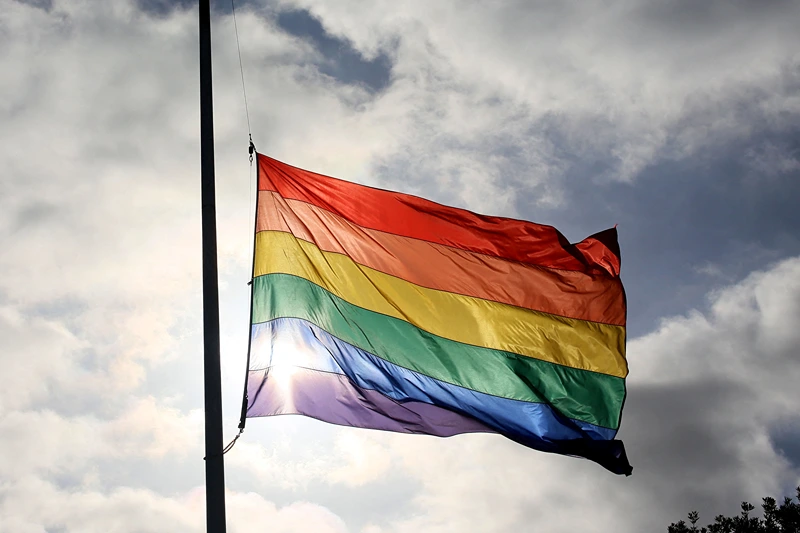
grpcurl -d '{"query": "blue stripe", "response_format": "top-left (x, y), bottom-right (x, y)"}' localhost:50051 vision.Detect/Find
top-left (250, 318), bottom-right (616, 442)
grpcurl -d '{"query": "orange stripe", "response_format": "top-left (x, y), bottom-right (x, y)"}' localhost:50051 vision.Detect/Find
top-left (256, 191), bottom-right (626, 326)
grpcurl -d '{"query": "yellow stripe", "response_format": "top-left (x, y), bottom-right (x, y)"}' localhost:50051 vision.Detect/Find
top-left (255, 231), bottom-right (628, 378)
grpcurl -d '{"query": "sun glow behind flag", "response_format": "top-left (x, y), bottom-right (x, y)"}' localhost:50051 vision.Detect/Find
top-left (244, 153), bottom-right (632, 475)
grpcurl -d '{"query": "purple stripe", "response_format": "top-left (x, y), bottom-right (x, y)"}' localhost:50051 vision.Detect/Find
top-left (246, 368), bottom-right (492, 437)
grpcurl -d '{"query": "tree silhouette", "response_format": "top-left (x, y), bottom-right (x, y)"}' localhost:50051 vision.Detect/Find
top-left (668, 487), bottom-right (800, 533)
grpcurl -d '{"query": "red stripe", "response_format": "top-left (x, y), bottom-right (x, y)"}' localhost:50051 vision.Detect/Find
top-left (257, 154), bottom-right (621, 276)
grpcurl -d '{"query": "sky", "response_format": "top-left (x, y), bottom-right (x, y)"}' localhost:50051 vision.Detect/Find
top-left (1, 0), bottom-right (800, 531)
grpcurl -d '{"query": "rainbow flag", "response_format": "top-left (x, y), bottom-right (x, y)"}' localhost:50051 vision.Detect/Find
top-left (244, 154), bottom-right (631, 475)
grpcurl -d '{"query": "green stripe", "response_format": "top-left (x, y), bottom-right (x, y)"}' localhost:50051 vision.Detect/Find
top-left (252, 274), bottom-right (624, 429)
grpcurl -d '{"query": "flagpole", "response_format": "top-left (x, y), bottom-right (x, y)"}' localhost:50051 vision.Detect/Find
top-left (199, 0), bottom-right (227, 532)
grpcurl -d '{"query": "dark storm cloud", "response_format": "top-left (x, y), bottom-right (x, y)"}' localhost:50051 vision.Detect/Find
top-left (621, 381), bottom-right (758, 507)
top-left (14, 0), bottom-right (52, 11)
top-left (136, 1), bottom-right (395, 91)
top-left (633, 0), bottom-right (797, 35)
top-left (506, 76), bottom-right (800, 336)
top-left (549, 144), bottom-right (800, 337)
top-left (276, 8), bottom-right (393, 93)
top-left (134, 0), bottom-right (251, 17)
top-left (371, 78), bottom-right (800, 338)
top-left (626, 381), bottom-right (750, 469)
top-left (771, 420), bottom-right (800, 472)
top-left (134, 0), bottom-right (194, 17)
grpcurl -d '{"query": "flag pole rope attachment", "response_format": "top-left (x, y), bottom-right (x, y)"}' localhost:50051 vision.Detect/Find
top-left (204, 428), bottom-right (243, 460)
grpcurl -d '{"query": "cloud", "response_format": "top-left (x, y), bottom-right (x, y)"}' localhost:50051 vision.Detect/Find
top-left (0, 479), bottom-right (347, 533)
top-left (0, 306), bottom-right (87, 413)
top-left (745, 140), bottom-right (800, 178)
top-left (1, 0), bottom-right (800, 532)
top-left (295, 256), bottom-right (800, 533)
top-left (275, 8), bottom-right (393, 93)
top-left (274, 0), bottom-right (800, 186)
top-left (0, 399), bottom-right (201, 479)
top-left (225, 439), bottom-right (336, 490)
top-left (325, 431), bottom-right (393, 487)
top-left (0, 3), bottom-right (368, 529)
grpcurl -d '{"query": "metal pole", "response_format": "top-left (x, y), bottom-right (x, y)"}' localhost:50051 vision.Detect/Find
top-left (199, 1), bottom-right (227, 531)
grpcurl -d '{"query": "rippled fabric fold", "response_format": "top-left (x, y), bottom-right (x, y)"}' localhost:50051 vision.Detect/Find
top-left (251, 274), bottom-right (625, 430)
top-left (253, 231), bottom-right (627, 377)
top-left (255, 191), bottom-right (626, 325)
top-left (245, 153), bottom-right (632, 475)
top-left (246, 318), bottom-right (630, 474)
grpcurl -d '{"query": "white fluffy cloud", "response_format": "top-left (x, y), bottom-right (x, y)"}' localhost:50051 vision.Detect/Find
top-left (0, 479), bottom-right (347, 533)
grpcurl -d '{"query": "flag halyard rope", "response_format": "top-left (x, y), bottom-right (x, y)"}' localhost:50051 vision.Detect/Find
top-left (231, 0), bottom-right (252, 137)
